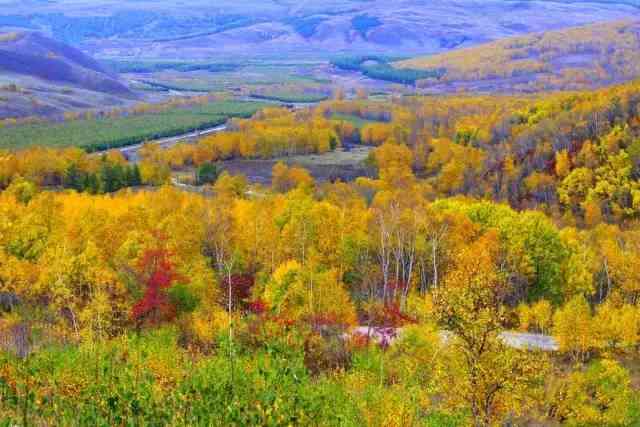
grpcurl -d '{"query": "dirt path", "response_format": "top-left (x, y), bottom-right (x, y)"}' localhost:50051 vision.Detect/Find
top-left (352, 326), bottom-right (559, 352)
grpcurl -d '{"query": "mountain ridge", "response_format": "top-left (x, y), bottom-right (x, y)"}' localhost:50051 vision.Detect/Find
top-left (0, 0), bottom-right (637, 60)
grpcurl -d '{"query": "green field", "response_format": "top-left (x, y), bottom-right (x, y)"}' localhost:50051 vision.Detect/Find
top-left (0, 101), bottom-right (266, 152)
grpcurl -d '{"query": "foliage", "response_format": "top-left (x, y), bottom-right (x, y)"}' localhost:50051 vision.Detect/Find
top-left (550, 359), bottom-right (638, 426)
top-left (272, 162), bottom-right (315, 193)
top-left (1, 148), bottom-right (145, 192)
top-left (132, 246), bottom-right (182, 325)
top-left (261, 261), bottom-right (357, 327)
top-left (0, 100), bottom-right (264, 151)
top-left (3, 78), bottom-right (640, 425)
top-left (286, 16), bottom-right (327, 38)
top-left (153, 107), bottom-right (339, 170)
top-left (0, 329), bottom-right (360, 426)
top-left (103, 59), bottom-right (242, 74)
top-left (351, 15), bottom-right (382, 38)
top-left (553, 295), bottom-right (596, 362)
top-left (399, 20), bottom-right (640, 92)
top-left (432, 232), bottom-right (549, 426)
top-left (321, 79), bottom-right (640, 225)
top-left (517, 300), bottom-right (553, 334)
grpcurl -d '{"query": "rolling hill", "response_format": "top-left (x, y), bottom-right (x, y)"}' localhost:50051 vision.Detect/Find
top-left (0, 0), bottom-right (637, 60)
top-left (0, 31), bottom-right (136, 118)
top-left (0, 32), bottom-right (130, 94)
top-left (396, 20), bottom-right (640, 93)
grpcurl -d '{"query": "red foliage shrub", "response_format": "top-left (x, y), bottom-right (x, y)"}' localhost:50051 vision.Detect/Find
top-left (273, 316), bottom-right (296, 328)
top-left (386, 280), bottom-right (403, 297)
top-left (247, 298), bottom-right (267, 315)
top-left (131, 247), bottom-right (182, 325)
top-left (382, 303), bottom-right (416, 327)
top-left (219, 274), bottom-right (255, 309)
top-left (362, 301), bottom-right (416, 328)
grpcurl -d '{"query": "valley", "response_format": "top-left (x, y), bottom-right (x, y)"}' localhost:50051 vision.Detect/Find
top-left (0, 1), bottom-right (639, 121)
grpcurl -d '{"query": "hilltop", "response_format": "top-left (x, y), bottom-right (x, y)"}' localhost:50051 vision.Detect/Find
top-left (396, 20), bottom-right (640, 93)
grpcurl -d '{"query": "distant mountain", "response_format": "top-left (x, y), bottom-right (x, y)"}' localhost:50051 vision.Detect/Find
top-left (0, 0), bottom-right (637, 60)
top-left (396, 20), bottom-right (640, 93)
top-left (0, 32), bottom-right (130, 95)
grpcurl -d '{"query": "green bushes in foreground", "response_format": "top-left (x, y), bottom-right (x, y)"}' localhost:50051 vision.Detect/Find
top-left (0, 328), bottom-right (356, 426)
top-left (4, 324), bottom-right (636, 426)
top-left (0, 326), bottom-right (467, 427)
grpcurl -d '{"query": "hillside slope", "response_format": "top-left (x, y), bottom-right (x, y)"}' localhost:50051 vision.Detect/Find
top-left (396, 20), bottom-right (640, 93)
top-left (0, 0), bottom-right (637, 59)
top-left (0, 32), bottom-right (130, 95)
top-left (0, 31), bottom-right (137, 119)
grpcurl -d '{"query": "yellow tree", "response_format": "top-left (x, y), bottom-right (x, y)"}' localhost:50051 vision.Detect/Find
top-left (232, 196), bottom-right (282, 273)
top-left (550, 360), bottom-right (634, 426)
top-left (594, 302), bottom-right (640, 352)
top-left (517, 299), bottom-right (553, 334)
top-left (261, 261), bottom-right (357, 327)
top-left (553, 295), bottom-right (595, 362)
top-left (555, 149), bottom-right (571, 179)
top-left (272, 162), bottom-right (314, 193)
top-left (433, 231), bottom-right (548, 426)
top-left (373, 142), bottom-right (415, 190)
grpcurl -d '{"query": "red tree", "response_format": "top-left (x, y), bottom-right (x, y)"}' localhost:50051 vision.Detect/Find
top-left (132, 247), bottom-right (181, 325)
top-left (219, 274), bottom-right (255, 310)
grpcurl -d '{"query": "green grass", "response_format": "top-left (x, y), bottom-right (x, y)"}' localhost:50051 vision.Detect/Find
top-left (0, 101), bottom-right (266, 152)
top-left (0, 327), bottom-right (362, 426)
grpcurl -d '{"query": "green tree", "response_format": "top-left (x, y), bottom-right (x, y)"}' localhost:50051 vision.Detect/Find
top-left (196, 162), bottom-right (220, 186)
top-left (63, 163), bottom-right (85, 191)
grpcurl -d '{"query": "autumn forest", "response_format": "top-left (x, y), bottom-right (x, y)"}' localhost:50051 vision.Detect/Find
top-left (0, 77), bottom-right (639, 426)
top-left (2, 4), bottom-right (640, 427)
